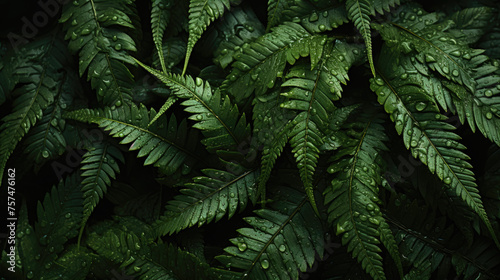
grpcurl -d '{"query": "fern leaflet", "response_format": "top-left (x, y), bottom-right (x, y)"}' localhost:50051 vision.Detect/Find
top-left (154, 164), bottom-right (258, 236)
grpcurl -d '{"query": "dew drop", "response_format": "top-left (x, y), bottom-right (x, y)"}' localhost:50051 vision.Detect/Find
top-left (81, 28), bottom-right (91, 35)
top-left (359, 215), bottom-right (368, 221)
top-left (485, 90), bottom-right (493, 97)
top-left (279, 245), bottom-right (286, 252)
top-left (261, 259), bottom-right (270, 269)
top-left (71, 19), bottom-right (78, 26)
top-left (196, 77), bottom-right (203, 87)
top-left (425, 54), bottom-right (436, 63)
top-left (410, 140), bottom-right (418, 147)
top-left (442, 66), bottom-right (449, 74)
top-left (486, 112), bottom-right (493, 119)
top-left (114, 44), bottom-right (122, 51)
top-left (462, 53), bottom-right (471, 60)
top-left (415, 102), bottom-right (426, 111)
top-left (400, 73), bottom-right (408, 80)
top-left (375, 77), bottom-right (384, 86)
top-left (27, 271), bottom-right (34, 279)
top-left (452, 69), bottom-right (459, 77)
top-left (309, 12), bottom-right (319, 22)
top-left (450, 50), bottom-right (461, 57)
top-left (366, 204), bottom-right (375, 211)
top-left (443, 177), bottom-right (452, 184)
top-left (318, 24), bottom-right (326, 31)
top-left (42, 150), bottom-right (50, 158)
top-left (134, 266), bottom-right (141, 272)
top-left (238, 242), bottom-right (247, 252)
top-left (65, 213), bottom-right (72, 219)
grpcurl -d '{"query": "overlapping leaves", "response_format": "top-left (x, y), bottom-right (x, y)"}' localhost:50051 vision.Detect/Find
top-left (60, 0), bottom-right (138, 105)
top-left (64, 103), bottom-right (199, 175)
top-left (217, 186), bottom-right (325, 280)
top-left (324, 111), bottom-right (402, 280)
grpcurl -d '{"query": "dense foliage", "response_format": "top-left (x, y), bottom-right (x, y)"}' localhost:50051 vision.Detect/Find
top-left (1, 0), bottom-right (500, 279)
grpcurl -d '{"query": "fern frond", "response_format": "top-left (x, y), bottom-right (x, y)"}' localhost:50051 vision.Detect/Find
top-left (183, 0), bottom-right (232, 75)
top-left (378, 7), bottom-right (500, 145)
top-left (371, 62), bottom-right (500, 248)
top-left (16, 174), bottom-right (83, 279)
top-left (324, 112), bottom-right (401, 280)
top-left (135, 59), bottom-right (250, 152)
top-left (43, 245), bottom-right (93, 280)
top-left (79, 142), bottom-right (124, 242)
top-left (151, 0), bottom-right (176, 73)
top-left (88, 226), bottom-right (240, 279)
top-left (60, 0), bottom-right (138, 106)
top-left (0, 36), bottom-right (68, 186)
top-left (221, 22), bottom-right (327, 103)
top-left (253, 89), bottom-right (296, 200)
top-left (280, 41), bottom-right (364, 213)
top-left (216, 186), bottom-right (325, 280)
top-left (154, 164), bottom-right (259, 236)
top-left (64, 103), bottom-right (199, 175)
top-left (447, 7), bottom-right (496, 45)
top-left (387, 195), bottom-right (500, 279)
top-left (22, 104), bottom-right (66, 169)
top-left (345, 0), bottom-right (375, 76)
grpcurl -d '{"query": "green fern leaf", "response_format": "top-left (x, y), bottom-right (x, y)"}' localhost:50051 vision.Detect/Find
top-left (183, 0), bottom-right (232, 75)
top-left (22, 104), bottom-right (66, 169)
top-left (447, 7), bottom-right (496, 45)
top-left (88, 225), bottom-right (240, 279)
top-left (60, 0), bottom-right (138, 106)
top-left (370, 63), bottom-right (500, 248)
top-left (216, 186), bottom-right (325, 280)
top-left (16, 174), bottom-right (83, 279)
top-left (79, 142), bottom-right (124, 242)
top-left (151, 0), bottom-right (176, 73)
top-left (444, 59), bottom-right (500, 146)
top-left (64, 103), bottom-right (199, 175)
top-left (377, 7), bottom-right (500, 146)
top-left (253, 89), bottom-right (296, 200)
top-left (0, 36), bottom-right (69, 186)
top-left (135, 59), bottom-right (250, 152)
top-left (280, 41), bottom-right (364, 213)
top-left (43, 245), bottom-right (93, 280)
top-left (221, 22), bottom-right (327, 103)
top-left (154, 164), bottom-right (258, 236)
top-left (378, 10), bottom-right (479, 93)
top-left (387, 195), bottom-right (500, 279)
top-left (324, 112), bottom-right (400, 280)
top-left (345, 0), bottom-right (375, 76)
